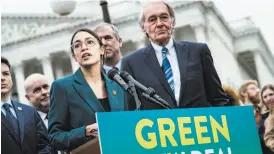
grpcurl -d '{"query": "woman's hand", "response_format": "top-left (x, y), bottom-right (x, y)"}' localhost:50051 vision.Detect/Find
top-left (85, 123), bottom-right (98, 137)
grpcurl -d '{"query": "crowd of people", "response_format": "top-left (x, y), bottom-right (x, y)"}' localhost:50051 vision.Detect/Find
top-left (223, 81), bottom-right (274, 154)
top-left (1, 1), bottom-right (274, 154)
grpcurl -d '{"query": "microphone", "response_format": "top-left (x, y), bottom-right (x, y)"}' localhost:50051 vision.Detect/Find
top-left (108, 68), bottom-right (141, 110)
top-left (120, 71), bottom-right (173, 109)
top-left (108, 68), bottom-right (130, 94)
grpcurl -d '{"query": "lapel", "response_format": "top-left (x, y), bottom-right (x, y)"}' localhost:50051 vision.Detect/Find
top-left (173, 41), bottom-right (189, 103)
top-left (1, 112), bottom-right (21, 143)
top-left (143, 44), bottom-right (177, 105)
top-left (72, 69), bottom-right (105, 112)
top-left (119, 58), bottom-right (124, 71)
top-left (103, 73), bottom-right (124, 111)
top-left (12, 101), bottom-right (25, 144)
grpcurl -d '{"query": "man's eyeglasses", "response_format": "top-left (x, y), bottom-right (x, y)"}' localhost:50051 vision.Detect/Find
top-left (72, 39), bottom-right (96, 51)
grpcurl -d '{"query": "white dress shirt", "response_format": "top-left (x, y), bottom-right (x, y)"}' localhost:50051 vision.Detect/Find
top-left (38, 111), bottom-right (65, 154)
top-left (103, 58), bottom-right (123, 73)
top-left (151, 39), bottom-right (181, 104)
top-left (38, 111), bottom-right (48, 129)
top-left (1, 98), bottom-right (17, 118)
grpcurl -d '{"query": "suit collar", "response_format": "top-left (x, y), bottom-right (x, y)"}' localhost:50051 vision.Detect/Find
top-left (142, 40), bottom-right (187, 55)
top-left (73, 69), bottom-right (105, 112)
top-left (142, 40), bottom-right (188, 105)
top-left (11, 101), bottom-right (25, 144)
top-left (103, 73), bottom-right (125, 111)
top-left (103, 57), bottom-right (123, 73)
top-left (73, 68), bottom-right (86, 85)
top-left (142, 43), bottom-right (177, 106)
top-left (150, 38), bottom-right (174, 53)
top-left (1, 97), bottom-right (12, 108)
top-left (37, 111), bottom-right (47, 121)
top-left (173, 41), bottom-right (189, 103)
top-left (73, 69), bottom-right (124, 112)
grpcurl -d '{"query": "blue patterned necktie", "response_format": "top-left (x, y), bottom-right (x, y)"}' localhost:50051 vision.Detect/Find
top-left (162, 47), bottom-right (174, 94)
top-left (2, 103), bottom-right (20, 137)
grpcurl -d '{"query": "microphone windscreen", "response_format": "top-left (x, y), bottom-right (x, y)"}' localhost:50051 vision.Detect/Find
top-left (108, 68), bottom-right (119, 80)
top-left (120, 71), bottom-right (129, 80)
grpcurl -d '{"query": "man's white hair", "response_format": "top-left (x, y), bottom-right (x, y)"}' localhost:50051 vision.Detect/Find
top-left (138, 0), bottom-right (176, 29)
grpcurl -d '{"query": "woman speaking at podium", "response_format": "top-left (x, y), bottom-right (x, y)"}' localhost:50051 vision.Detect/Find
top-left (48, 28), bottom-right (128, 152)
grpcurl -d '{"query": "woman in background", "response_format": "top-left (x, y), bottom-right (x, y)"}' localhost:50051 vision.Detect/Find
top-left (48, 28), bottom-right (128, 152)
top-left (263, 84), bottom-right (274, 153)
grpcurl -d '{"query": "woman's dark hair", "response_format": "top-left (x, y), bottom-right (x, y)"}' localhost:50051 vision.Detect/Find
top-left (70, 28), bottom-right (105, 65)
top-left (261, 84), bottom-right (274, 108)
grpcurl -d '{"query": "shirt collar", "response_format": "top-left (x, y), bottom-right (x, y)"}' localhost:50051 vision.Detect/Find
top-left (1, 98), bottom-right (12, 109)
top-left (37, 111), bottom-right (48, 120)
top-left (103, 58), bottom-right (123, 72)
top-left (151, 38), bottom-right (174, 53)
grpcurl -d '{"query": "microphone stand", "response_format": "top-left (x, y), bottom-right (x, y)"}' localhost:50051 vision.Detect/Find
top-left (141, 93), bottom-right (172, 109)
top-left (144, 87), bottom-right (174, 109)
top-left (127, 81), bottom-right (141, 110)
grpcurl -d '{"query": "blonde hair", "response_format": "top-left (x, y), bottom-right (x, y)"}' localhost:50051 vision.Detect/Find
top-left (222, 85), bottom-right (240, 106)
top-left (238, 80), bottom-right (258, 102)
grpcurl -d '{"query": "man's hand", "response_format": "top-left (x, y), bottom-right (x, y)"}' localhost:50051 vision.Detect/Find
top-left (85, 123), bottom-right (98, 137)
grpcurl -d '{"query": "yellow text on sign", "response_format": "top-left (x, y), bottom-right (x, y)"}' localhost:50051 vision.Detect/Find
top-left (135, 115), bottom-right (230, 149)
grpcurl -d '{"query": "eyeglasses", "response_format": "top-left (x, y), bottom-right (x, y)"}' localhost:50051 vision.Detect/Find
top-left (72, 39), bottom-right (96, 51)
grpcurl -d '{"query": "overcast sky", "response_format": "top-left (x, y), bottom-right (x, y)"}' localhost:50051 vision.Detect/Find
top-left (1, 0), bottom-right (274, 56)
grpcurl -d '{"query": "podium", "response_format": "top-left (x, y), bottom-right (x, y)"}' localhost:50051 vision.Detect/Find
top-left (70, 138), bottom-right (100, 154)
top-left (96, 106), bottom-right (263, 154)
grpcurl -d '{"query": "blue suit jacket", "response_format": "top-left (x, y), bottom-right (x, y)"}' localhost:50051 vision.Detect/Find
top-left (1, 101), bottom-right (54, 154)
top-left (122, 41), bottom-right (229, 110)
top-left (48, 69), bottom-right (128, 151)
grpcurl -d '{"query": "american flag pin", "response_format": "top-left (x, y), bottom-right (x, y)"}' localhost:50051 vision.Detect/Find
top-left (18, 107), bottom-right (22, 111)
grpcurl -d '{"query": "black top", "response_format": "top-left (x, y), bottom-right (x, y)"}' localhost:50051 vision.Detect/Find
top-left (98, 97), bottom-right (110, 112)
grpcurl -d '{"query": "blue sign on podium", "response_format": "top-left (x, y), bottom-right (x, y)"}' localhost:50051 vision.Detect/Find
top-left (96, 106), bottom-right (262, 154)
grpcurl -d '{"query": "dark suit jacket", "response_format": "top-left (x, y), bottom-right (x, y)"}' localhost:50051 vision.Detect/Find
top-left (1, 101), bottom-right (54, 154)
top-left (48, 69), bottom-right (128, 152)
top-left (122, 40), bottom-right (229, 110)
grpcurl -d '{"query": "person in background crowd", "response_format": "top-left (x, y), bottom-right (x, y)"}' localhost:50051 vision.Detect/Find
top-left (263, 84), bottom-right (274, 153)
top-left (48, 28), bottom-right (129, 152)
top-left (222, 85), bottom-right (240, 106)
top-left (24, 73), bottom-right (50, 129)
top-left (122, 1), bottom-right (228, 110)
top-left (238, 80), bottom-right (262, 125)
top-left (1, 57), bottom-right (55, 154)
top-left (239, 81), bottom-right (272, 154)
top-left (24, 73), bottom-right (66, 154)
top-left (94, 23), bottom-right (123, 73)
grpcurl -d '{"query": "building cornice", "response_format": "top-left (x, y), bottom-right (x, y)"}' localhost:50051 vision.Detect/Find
top-left (1, 13), bottom-right (91, 20)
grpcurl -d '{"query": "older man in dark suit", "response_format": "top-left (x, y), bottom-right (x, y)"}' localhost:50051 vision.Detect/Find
top-left (122, 1), bottom-right (229, 110)
top-left (1, 57), bottom-right (55, 154)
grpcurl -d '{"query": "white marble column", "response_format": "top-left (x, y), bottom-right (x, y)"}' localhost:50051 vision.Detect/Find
top-left (192, 25), bottom-right (207, 43)
top-left (253, 50), bottom-right (271, 87)
top-left (13, 62), bottom-right (28, 105)
top-left (41, 56), bottom-right (55, 85)
top-left (70, 56), bottom-right (79, 73)
top-left (66, 51), bottom-right (79, 73)
top-left (55, 67), bottom-right (64, 79)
